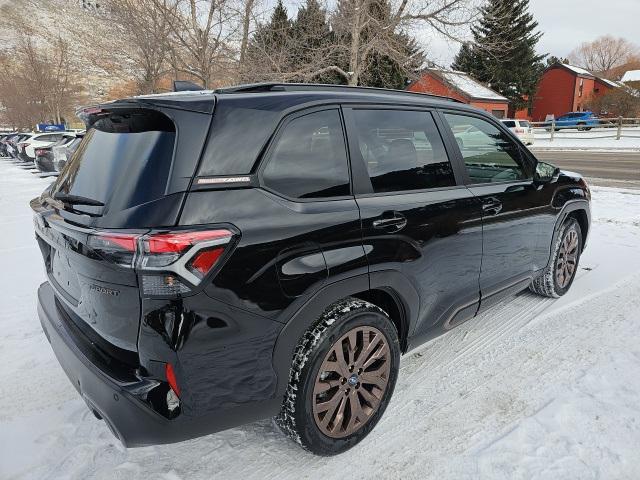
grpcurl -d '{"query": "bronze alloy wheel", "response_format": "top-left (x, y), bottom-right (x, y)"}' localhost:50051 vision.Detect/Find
top-left (312, 325), bottom-right (391, 438)
top-left (556, 227), bottom-right (579, 289)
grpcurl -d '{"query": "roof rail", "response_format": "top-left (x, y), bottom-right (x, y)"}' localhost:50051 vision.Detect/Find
top-left (214, 82), bottom-right (463, 103)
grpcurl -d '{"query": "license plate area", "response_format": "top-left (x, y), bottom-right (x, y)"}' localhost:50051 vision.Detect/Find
top-left (51, 247), bottom-right (82, 303)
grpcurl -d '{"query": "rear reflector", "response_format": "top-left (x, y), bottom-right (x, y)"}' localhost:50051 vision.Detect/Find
top-left (165, 363), bottom-right (181, 397)
top-left (188, 247), bottom-right (224, 278)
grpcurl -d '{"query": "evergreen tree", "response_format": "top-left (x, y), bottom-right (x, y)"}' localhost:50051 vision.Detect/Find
top-left (546, 55), bottom-right (569, 67)
top-left (290, 0), bottom-right (335, 83)
top-left (244, 0), bottom-right (292, 82)
top-left (452, 0), bottom-right (546, 111)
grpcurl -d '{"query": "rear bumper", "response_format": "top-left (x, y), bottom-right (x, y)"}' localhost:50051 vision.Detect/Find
top-left (18, 152), bottom-right (32, 163)
top-left (35, 156), bottom-right (55, 172)
top-left (37, 281), bottom-right (281, 447)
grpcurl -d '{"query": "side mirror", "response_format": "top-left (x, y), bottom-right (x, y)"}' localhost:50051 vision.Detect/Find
top-left (534, 161), bottom-right (560, 184)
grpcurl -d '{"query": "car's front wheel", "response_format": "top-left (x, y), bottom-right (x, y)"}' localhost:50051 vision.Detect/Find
top-left (276, 298), bottom-right (400, 455)
top-left (531, 218), bottom-right (582, 298)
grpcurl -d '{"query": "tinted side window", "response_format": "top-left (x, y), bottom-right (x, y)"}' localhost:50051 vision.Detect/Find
top-left (351, 109), bottom-right (455, 193)
top-left (262, 109), bottom-right (350, 199)
top-left (444, 113), bottom-right (530, 184)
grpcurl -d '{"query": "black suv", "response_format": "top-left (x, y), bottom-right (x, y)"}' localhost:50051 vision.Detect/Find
top-left (32, 84), bottom-right (590, 455)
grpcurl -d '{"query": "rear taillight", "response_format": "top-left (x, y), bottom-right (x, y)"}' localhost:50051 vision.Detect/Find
top-left (86, 228), bottom-right (235, 296)
top-left (35, 149), bottom-right (47, 156)
top-left (515, 128), bottom-right (525, 134)
top-left (87, 231), bottom-right (140, 266)
top-left (165, 363), bottom-right (181, 397)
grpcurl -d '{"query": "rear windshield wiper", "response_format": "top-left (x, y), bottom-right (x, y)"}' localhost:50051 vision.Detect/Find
top-left (53, 192), bottom-right (105, 207)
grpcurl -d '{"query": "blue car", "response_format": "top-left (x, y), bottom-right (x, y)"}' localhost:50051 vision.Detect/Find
top-left (547, 111), bottom-right (600, 131)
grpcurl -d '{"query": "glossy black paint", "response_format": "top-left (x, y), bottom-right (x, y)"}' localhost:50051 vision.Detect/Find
top-left (33, 86), bottom-right (591, 447)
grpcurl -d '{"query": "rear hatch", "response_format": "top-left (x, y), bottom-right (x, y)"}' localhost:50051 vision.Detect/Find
top-left (32, 102), bottom-right (213, 359)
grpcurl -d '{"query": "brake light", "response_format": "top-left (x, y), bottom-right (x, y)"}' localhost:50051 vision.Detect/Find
top-left (144, 230), bottom-right (231, 254)
top-left (515, 128), bottom-right (525, 134)
top-left (91, 232), bottom-right (139, 252)
top-left (35, 149), bottom-right (47, 156)
top-left (86, 228), bottom-right (235, 294)
top-left (87, 232), bottom-right (141, 267)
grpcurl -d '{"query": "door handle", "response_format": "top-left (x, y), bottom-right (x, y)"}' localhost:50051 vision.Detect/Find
top-left (482, 198), bottom-right (502, 216)
top-left (373, 214), bottom-right (407, 232)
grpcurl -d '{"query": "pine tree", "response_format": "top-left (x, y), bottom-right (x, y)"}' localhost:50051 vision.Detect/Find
top-left (290, 0), bottom-right (335, 83)
top-left (244, 0), bottom-right (292, 82)
top-left (452, 0), bottom-right (546, 111)
top-left (546, 55), bottom-right (569, 67)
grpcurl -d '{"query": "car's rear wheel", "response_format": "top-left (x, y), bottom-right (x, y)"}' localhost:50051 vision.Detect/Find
top-left (530, 218), bottom-right (582, 298)
top-left (276, 297), bottom-right (400, 455)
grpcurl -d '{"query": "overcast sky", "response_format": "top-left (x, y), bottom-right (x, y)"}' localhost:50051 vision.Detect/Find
top-left (416, 0), bottom-right (640, 67)
top-left (284, 0), bottom-right (639, 68)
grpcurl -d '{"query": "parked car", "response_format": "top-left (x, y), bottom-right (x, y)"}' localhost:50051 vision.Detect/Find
top-left (34, 133), bottom-right (77, 172)
top-left (0, 133), bottom-right (17, 156)
top-left (53, 132), bottom-right (84, 172)
top-left (501, 119), bottom-right (534, 145)
top-left (545, 111), bottom-right (600, 131)
top-left (4, 133), bottom-right (29, 159)
top-left (32, 83), bottom-right (591, 456)
top-left (12, 133), bottom-right (36, 160)
top-left (18, 132), bottom-right (67, 163)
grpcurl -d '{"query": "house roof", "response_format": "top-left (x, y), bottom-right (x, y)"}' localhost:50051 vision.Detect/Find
top-left (547, 63), bottom-right (595, 78)
top-left (426, 69), bottom-right (508, 102)
top-left (560, 64), bottom-right (595, 77)
top-left (621, 70), bottom-right (640, 82)
top-left (596, 77), bottom-right (624, 88)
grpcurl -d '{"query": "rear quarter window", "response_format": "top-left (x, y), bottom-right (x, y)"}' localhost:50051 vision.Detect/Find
top-left (197, 100), bottom-right (281, 177)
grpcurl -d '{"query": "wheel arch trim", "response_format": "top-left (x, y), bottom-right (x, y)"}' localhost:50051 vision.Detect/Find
top-left (271, 271), bottom-right (419, 398)
top-left (545, 199), bottom-right (590, 269)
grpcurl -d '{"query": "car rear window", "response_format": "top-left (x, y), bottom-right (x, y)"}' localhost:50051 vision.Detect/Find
top-left (51, 109), bottom-right (175, 212)
top-left (502, 121), bottom-right (516, 128)
top-left (519, 121), bottom-right (531, 127)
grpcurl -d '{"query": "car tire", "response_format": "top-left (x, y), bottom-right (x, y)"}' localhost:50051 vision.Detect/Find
top-left (276, 297), bottom-right (400, 456)
top-left (530, 218), bottom-right (582, 298)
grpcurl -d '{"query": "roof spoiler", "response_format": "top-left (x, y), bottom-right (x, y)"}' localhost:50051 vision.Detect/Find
top-left (173, 80), bottom-right (204, 92)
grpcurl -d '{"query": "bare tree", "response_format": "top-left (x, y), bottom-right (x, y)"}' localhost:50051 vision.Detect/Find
top-left (586, 87), bottom-right (640, 117)
top-left (242, 0), bottom-right (481, 86)
top-left (151, 0), bottom-right (239, 88)
top-left (109, 0), bottom-right (173, 94)
top-left (239, 0), bottom-right (258, 65)
top-left (569, 35), bottom-right (639, 76)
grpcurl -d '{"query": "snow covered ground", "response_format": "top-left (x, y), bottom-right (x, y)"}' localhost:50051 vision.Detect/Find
top-left (531, 127), bottom-right (640, 151)
top-left (1, 160), bottom-right (640, 479)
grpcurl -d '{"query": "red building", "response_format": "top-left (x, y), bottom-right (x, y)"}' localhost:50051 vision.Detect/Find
top-left (531, 63), bottom-right (617, 121)
top-left (407, 69), bottom-right (509, 118)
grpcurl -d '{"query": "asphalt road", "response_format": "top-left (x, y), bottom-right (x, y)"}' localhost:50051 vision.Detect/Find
top-left (532, 150), bottom-right (640, 186)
